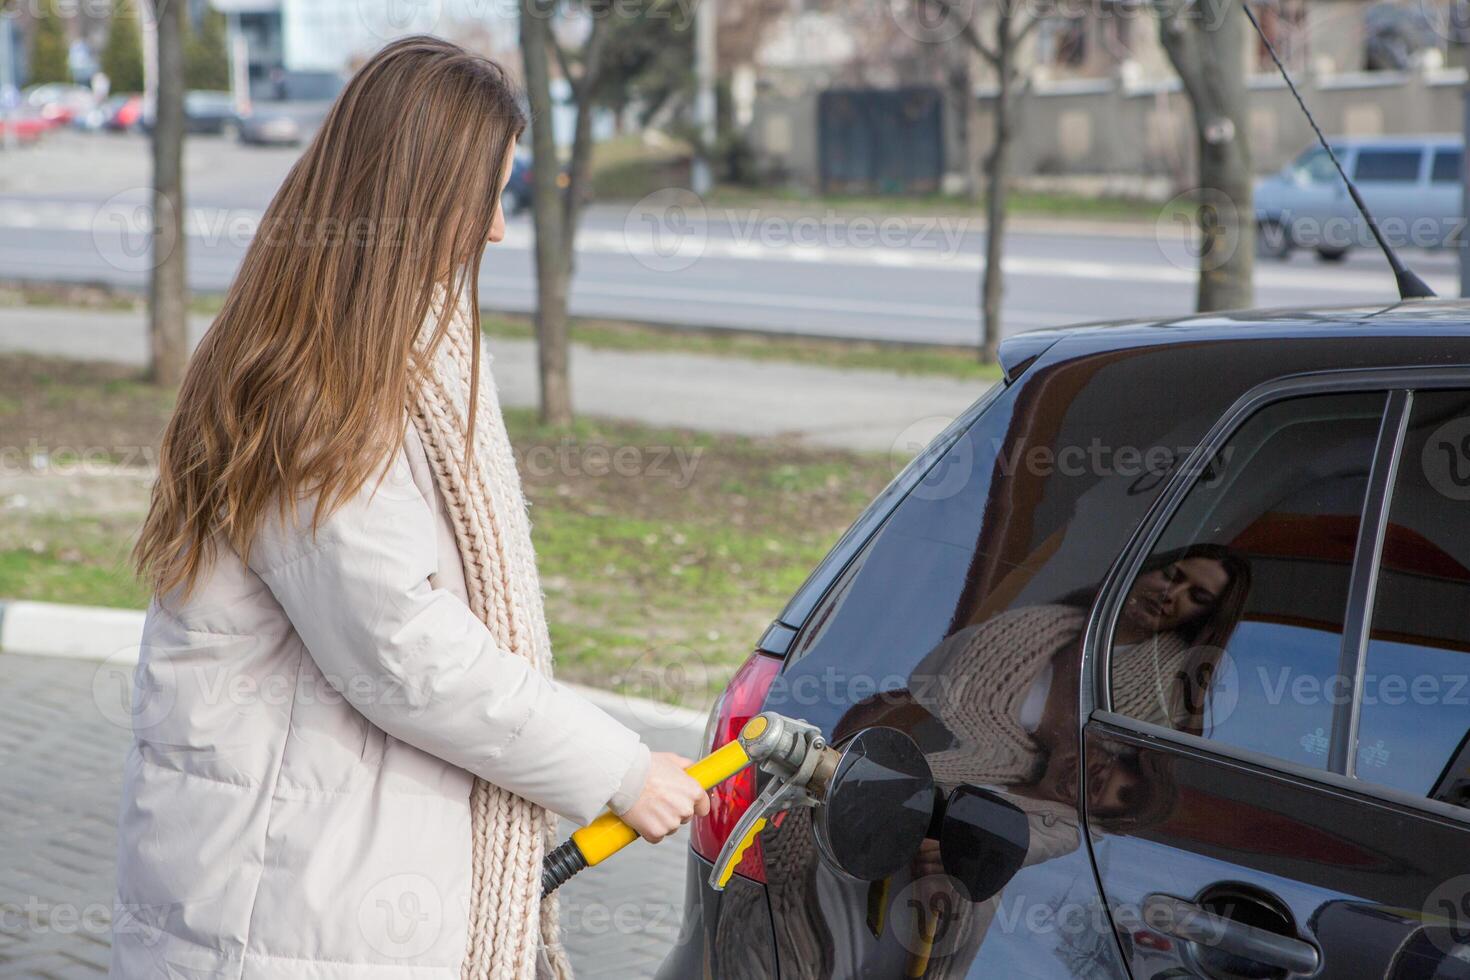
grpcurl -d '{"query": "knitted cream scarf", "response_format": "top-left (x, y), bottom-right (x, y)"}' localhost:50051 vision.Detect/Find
top-left (922, 604), bottom-right (1195, 786)
top-left (410, 283), bottom-right (572, 980)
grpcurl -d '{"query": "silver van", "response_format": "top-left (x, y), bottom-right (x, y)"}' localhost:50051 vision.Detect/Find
top-left (1254, 134), bottom-right (1463, 260)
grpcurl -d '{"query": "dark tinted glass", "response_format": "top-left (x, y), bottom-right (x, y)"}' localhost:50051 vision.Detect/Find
top-left (1431, 149), bottom-right (1463, 184)
top-left (1354, 149), bottom-right (1423, 183)
top-left (1357, 391), bottom-right (1470, 807)
top-left (1108, 393), bottom-right (1387, 771)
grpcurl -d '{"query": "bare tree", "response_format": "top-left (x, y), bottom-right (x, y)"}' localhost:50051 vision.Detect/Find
top-left (1155, 0), bottom-right (1253, 311)
top-left (518, 0), bottom-right (615, 425)
top-left (148, 0), bottom-right (187, 385)
top-left (923, 0), bottom-right (1040, 364)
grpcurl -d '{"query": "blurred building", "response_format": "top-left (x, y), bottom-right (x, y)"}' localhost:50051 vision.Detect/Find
top-left (740, 0), bottom-right (1469, 193)
top-left (208, 0), bottom-right (494, 100)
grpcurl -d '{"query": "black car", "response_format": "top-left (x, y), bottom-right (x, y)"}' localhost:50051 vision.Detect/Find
top-left (661, 301), bottom-right (1470, 979)
top-left (183, 91), bottom-right (241, 136)
top-left (502, 151), bottom-right (532, 216)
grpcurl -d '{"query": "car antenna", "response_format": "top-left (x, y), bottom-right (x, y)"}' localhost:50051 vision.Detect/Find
top-left (1240, 0), bottom-right (1435, 300)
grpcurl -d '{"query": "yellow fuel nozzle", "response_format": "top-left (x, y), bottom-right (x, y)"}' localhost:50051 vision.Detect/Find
top-left (540, 714), bottom-right (834, 899)
top-left (707, 713), bottom-right (834, 891)
top-left (540, 711), bottom-right (827, 896)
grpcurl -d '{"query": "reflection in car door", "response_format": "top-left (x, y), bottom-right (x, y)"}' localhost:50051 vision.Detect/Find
top-left (1084, 381), bottom-right (1470, 979)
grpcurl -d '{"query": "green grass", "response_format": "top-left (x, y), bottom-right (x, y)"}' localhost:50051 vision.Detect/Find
top-left (705, 185), bottom-right (1175, 223)
top-left (0, 515), bottom-right (150, 609)
top-left (482, 313), bottom-right (1004, 382)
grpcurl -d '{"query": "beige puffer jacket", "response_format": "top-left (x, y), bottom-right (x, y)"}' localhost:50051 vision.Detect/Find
top-left (108, 422), bottom-right (650, 978)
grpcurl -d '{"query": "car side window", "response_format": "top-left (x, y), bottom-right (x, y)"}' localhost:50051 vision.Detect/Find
top-left (1354, 148), bottom-right (1423, 183)
top-left (1431, 148), bottom-right (1463, 184)
top-left (1108, 392), bottom-right (1388, 771)
top-left (1293, 147), bottom-right (1338, 184)
top-left (1356, 391), bottom-right (1470, 808)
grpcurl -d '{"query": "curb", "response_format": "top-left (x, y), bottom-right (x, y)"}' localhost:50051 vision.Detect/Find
top-left (0, 599), bottom-right (713, 737)
top-left (0, 599), bottom-right (146, 663)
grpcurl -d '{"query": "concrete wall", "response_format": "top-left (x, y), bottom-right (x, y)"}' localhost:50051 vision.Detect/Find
top-left (751, 64), bottom-right (1468, 194)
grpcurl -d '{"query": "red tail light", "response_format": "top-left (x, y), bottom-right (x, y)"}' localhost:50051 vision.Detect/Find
top-left (689, 651), bottom-right (782, 884)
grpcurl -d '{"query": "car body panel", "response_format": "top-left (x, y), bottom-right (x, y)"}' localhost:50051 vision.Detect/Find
top-left (669, 299), bottom-right (1470, 978)
top-left (656, 852), bottom-right (777, 980)
top-left (1086, 720), bottom-right (1470, 979)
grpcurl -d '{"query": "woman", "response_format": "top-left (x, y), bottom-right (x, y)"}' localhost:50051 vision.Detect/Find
top-left (112, 37), bottom-right (707, 979)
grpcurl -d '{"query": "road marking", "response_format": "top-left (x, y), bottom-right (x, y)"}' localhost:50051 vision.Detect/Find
top-left (481, 275), bottom-right (1084, 326)
top-left (2, 199), bottom-right (1453, 295)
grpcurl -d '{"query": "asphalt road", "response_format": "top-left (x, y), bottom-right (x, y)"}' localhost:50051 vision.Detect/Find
top-left (0, 131), bottom-right (1460, 347)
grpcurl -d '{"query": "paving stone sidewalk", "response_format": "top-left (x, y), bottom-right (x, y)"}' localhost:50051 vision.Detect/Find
top-left (0, 653), bottom-right (699, 979)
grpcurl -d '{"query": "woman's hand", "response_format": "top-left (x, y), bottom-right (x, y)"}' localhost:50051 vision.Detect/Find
top-left (620, 752), bottom-right (711, 843)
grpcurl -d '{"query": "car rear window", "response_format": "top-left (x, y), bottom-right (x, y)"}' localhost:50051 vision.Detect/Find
top-left (1354, 149), bottom-right (1423, 183)
top-left (1356, 390), bottom-right (1470, 806)
top-left (1431, 148), bottom-right (1462, 184)
top-left (1106, 392), bottom-right (1387, 771)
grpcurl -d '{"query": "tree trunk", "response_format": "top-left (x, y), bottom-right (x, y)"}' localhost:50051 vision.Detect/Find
top-left (1156, 0), bottom-right (1254, 311)
top-left (519, 0), bottom-right (573, 425)
top-left (1195, 121), bottom-right (1253, 311)
top-left (979, 21), bottom-right (1015, 364)
top-left (980, 127), bottom-right (1009, 364)
top-left (148, 0), bottom-right (187, 387)
top-left (951, 58), bottom-right (983, 205)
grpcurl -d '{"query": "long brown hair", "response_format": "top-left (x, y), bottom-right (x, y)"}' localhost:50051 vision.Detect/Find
top-left (135, 36), bottom-right (526, 601)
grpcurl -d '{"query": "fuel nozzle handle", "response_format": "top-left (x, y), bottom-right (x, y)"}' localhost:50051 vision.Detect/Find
top-left (708, 713), bottom-right (835, 891)
top-left (541, 716), bottom-right (786, 896)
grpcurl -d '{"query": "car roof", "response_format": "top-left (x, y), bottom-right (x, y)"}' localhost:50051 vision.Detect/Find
top-left (1008, 298), bottom-right (1470, 358)
top-left (1316, 134), bottom-right (1461, 149)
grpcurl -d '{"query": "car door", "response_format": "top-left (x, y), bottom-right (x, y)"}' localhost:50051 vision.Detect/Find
top-left (1084, 376), bottom-right (1470, 979)
top-left (1275, 146), bottom-right (1353, 250)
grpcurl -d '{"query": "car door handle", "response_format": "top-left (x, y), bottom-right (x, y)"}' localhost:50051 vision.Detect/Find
top-left (1142, 894), bottom-right (1320, 975)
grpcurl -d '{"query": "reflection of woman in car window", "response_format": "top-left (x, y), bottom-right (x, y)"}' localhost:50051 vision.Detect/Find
top-left (910, 543), bottom-right (1251, 795)
top-left (1109, 543), bottom-right (1252, 735)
